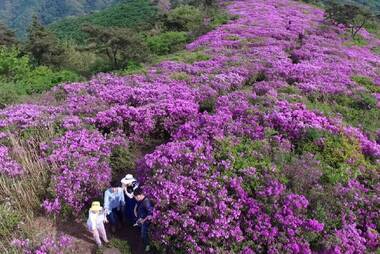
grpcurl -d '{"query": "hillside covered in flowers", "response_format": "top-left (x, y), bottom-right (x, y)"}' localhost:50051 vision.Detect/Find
top-left (0, 0), bottom-right (379, 253)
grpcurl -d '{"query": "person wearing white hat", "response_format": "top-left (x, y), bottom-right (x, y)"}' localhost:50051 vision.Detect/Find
top-left (87, 201), bottom-right (109, 247)
top-left (121, 174), bottom-right (139, 224)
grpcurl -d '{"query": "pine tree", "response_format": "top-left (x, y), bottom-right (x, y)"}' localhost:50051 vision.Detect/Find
top-left (82, 25), bottom-right (150, 70)
top-left (0, 23), bottom-right (17, 47)
top-left (325, 2), bottom-right (375, 39)
top-left (24, 16), bottom-right (64, 67)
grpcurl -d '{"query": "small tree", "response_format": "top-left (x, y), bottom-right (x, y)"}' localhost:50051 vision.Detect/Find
top-left (24, 16), bottom-right (64, 67)
top-left (0, 47), bottom-right (30, 82)
top-left (325, 2), bottom-right (374, 39)
top-left (166, 5), bottom-right (204, 32)
top-left (0, 23), bottom-right (17, 47)
top-left (82, 25), bottom-right (150, 70)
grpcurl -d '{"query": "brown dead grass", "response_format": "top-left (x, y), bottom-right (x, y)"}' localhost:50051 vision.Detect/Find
top-left (0, 126), bottom-right (57, 252)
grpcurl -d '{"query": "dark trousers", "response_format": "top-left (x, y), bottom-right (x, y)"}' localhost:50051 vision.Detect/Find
top-left (107, 208), bottom-right (121, 226)
top-left (141, 222), bottom-right (150, 247)
top-left (124, 197), bottom-right (137, 224)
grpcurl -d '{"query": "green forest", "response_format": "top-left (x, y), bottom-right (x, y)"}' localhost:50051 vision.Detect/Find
top-left (0, 0), bottom-right (123, 37)
top-left (303, 0), bottom-right (380, 12)
top-left (49, 0), bottom-right (159, 43)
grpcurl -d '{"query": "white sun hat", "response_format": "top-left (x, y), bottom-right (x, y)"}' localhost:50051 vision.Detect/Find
top-left (89, 201), bottom-right (102, 212)
top-left (121, 174), bottom-right (136, 185)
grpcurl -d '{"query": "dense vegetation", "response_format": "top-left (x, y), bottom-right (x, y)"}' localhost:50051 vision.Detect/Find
top-left (49, 0), bottom-right (158, 43)
top-left (302, 0), bottom-right (380, 12)
top-left (0, 0), bottom-right (379, 253)
top-left (338, 0), bottom-right (380, 11)
top-left (0, 0), bottom-right (122, 37)
top-left (0, 47), bottom-right (80, 106)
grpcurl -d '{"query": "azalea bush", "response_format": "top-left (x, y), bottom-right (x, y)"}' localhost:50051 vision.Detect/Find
top-left (11, 235), bottom-right (73, 254)
top-left (43, 129), bottom-right (113, 213)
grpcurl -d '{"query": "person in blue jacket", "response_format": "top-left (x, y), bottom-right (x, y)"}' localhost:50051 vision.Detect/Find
top-left (121, 174), bottom-right (139, 225)
top-left (104, 181), bottom-right (125, 232)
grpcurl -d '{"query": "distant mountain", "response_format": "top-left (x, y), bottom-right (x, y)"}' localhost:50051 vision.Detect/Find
top-left (0, 0), bottom-right (123, 37)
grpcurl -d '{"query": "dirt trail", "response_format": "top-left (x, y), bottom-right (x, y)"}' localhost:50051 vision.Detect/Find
top-left (56, 219), bottom-right (147, 254)
top-left (51, 131), bottom-right (161, 254)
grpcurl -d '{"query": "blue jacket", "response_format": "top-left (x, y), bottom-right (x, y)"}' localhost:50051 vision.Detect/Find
top-left (104, 187), bottom-right (125, 214)
top-left (137, 197), bottom-right (153, 220)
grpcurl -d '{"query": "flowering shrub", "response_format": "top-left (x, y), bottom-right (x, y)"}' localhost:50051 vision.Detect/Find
top-left (139, 136), bottom-right (327, 253)
top-left (95, 99), bottom-right (199, 142)
top-left (45, 129), bottom-right (112, 213)
top-left (0, 145), bottom-right (22, 176)
top-left (0, 104), bottom-right (60, 130)
top-left (11, 235), bottom-right (73, 254)
top-left (61, 115), bottom-right (82, 130)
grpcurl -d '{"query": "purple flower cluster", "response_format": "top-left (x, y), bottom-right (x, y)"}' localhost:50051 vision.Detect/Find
top-left (0, 104), bottom-right (60, 129)
top-left (266, 100), bottom-right (339, 139)
top-left (41, 198), bottom-right (61, 214)
top-left (95, 99), bottom-right (198, 143)
top-left (12, 235), bottom-right (73, 254)
top-left (61, 115), bottom-right (82, 130)
top-left (0, 145), bottom-right (22, 176)
top-left (46, 129), bottom-right (112, 213)
top-left (140, 138), bottom-right (327, 253)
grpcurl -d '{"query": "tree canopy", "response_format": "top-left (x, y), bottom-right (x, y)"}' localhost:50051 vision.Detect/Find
top-left (82, 25), bottom-right (150, 70)
top-left (325, 2), bottom-right (376, 38)
top-left (24, 16), bottom-right (65, 67)
top-left (0, 23), bottom-right (17, 47)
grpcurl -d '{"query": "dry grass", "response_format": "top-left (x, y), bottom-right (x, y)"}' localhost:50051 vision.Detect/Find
top-left (0, 126), bottom-right (57, 252)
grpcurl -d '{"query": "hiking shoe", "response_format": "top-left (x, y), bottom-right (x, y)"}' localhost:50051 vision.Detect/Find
top-left (96, 244), bottom-right (104, 252)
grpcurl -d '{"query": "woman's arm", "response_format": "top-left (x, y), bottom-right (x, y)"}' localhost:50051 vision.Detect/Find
top-left (134, 203), bottom-right (138, 217)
